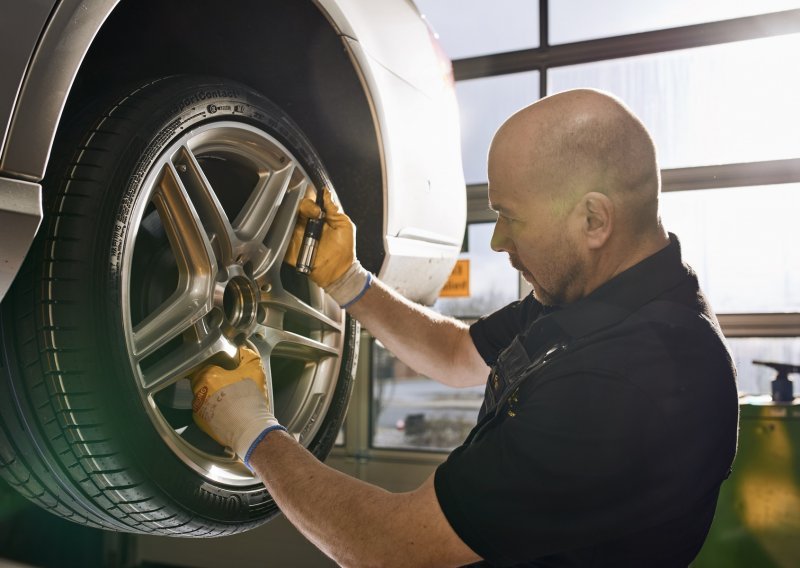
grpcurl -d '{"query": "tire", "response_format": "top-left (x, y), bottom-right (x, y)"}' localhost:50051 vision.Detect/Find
top-left (0, 76), bottom-right (358, 535)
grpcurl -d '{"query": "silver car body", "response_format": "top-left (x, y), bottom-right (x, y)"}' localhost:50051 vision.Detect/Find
top-left (0, 0), bottom-right (466, 303)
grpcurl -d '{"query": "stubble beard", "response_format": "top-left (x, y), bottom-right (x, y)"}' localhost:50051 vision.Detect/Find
top-left (510, 245), bottom-right (584, 307)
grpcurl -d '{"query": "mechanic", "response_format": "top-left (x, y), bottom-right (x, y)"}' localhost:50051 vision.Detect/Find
top-left (190, 88), bottom-right (739, 567)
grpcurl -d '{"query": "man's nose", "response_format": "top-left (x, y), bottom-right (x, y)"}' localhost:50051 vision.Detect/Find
top-left (491, 218), bottom-right (512, 253)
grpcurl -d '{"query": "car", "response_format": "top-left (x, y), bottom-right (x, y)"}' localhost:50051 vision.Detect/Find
top-left (0, 0), bottom-right (465, 536)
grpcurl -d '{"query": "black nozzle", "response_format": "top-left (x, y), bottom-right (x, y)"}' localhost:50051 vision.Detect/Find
top-left (753, 360), bottom-right (800, 402)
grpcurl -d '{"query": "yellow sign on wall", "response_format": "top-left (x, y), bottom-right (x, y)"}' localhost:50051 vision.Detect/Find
top-left (439, 259), bottom-right (470, 298)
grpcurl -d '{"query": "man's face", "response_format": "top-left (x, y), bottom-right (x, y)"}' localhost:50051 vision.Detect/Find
top-left (488, 152), bottom-right (586, 307)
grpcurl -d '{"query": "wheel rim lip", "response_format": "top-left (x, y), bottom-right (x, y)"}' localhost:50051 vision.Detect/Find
top-left (119, 120), bottom-right (345, 486)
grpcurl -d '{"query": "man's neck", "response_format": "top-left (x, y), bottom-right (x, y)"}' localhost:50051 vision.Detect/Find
top-left (579, 229), bottom-right (671, 302)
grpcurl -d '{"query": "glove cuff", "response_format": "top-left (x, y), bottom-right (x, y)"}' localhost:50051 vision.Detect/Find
top-left (243, 424), bottom-right (287, 469)
top-left (325, 261), bottom-right (372, 308)
top-left (233, 417), bottom-right (281, 462)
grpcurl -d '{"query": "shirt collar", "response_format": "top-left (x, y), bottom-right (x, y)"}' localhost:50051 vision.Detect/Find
top-left (546, 233), bottom-right (691, 339)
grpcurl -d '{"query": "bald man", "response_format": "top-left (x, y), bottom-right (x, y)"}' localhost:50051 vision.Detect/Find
top-left (190, 89), bottom-right (738, 567)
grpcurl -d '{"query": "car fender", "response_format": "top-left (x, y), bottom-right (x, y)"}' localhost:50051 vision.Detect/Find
top-left (0, 0), bottom-right (117, 301)
top-left (0, 0), bottom-right (120, 182)
top-left (0, 0), bottom-right (58, 162)
top-left (316, 0), bottom-right (466, 302)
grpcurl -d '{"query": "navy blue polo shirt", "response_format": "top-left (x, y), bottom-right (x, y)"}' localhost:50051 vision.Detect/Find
top-left (434, 234), bottom-right (739, 567)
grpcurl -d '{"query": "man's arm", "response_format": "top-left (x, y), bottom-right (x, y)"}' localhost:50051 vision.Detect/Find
top-left (286, 189), bottom-right (488, 388)
top-left (249, 431), bottom-right (481, 567)
top-left (347, 277), bottom-right (489, 388)
top-left (191, 347), bottom-right (483, 567)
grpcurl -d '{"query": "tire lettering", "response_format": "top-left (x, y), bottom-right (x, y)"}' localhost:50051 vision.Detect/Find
top-left (109, 220), bottom-right (126, 274)
top-left (168, 88), bottom-right (242, 116)
top-left (207, 104), bottom-right (232, 114)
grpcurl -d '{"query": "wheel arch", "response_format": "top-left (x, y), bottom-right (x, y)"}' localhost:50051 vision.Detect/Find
top-left (3, 0), bottom-right (385, 273)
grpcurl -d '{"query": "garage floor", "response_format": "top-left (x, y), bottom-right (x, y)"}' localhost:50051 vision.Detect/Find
top-left (0, 472), bottom-right (334, 568)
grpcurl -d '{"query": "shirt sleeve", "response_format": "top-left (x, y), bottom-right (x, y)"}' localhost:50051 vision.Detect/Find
top-left (433, 370), bottom-right (654, 565)
top-left (469, 294), bottom-right (542, 365)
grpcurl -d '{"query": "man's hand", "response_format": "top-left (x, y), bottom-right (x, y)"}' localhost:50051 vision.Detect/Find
top-left (285, 187), bottom-right (371, 307)
top-left (285, 187), bottom-right (356, 288)
top-left (190, 346), bottom-right (284, 465)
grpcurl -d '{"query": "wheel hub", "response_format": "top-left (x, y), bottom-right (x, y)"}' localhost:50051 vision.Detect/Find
top-left (220, 272), bottom-right (260, 339)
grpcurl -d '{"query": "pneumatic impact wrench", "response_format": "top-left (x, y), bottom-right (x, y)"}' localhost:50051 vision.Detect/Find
top-left (295, 187), bottom-right (326, 275)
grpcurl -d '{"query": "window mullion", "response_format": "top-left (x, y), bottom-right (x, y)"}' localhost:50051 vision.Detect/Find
top-left (663, 159), bottom-right (800, 192)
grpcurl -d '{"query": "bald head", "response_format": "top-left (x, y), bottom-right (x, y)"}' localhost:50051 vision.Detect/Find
top-left (488, 90), bottom-right (670, 304)
top-left (489, 89), bottom-right (661, 235)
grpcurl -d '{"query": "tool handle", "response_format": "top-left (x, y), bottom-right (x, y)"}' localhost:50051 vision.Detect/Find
top-left (753, 360), bottom-right (800, 374)
top-left (296, 213), bottom-right (325, 274)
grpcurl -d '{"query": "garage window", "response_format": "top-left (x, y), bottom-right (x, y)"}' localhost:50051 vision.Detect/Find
top-left (548, 33), bottom-right (800, 168)
top-left (415, 0), bottom-right (539, 59)
top-left (659, 184), bottom-right (800, 314)
top-left (371, 222), bottom-right (516, 451)
top-left (370, 340), bottom-right (484, 451)
top-left (433, 222), bottom-right (521, 318)
top-left (550, 0), bottom-right (800, 44)
top-left (456, 71), bottom-right (540, 184)
top-left (727, 337), bottom-right (800, 395)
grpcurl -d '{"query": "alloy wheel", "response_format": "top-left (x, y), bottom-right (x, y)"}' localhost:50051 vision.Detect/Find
top-left (120, 121), bottom-right (345, 485)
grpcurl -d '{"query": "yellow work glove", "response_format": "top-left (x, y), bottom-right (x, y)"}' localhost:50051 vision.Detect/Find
top-left (190, 346), bottom-right (284, 467)
top-left (285, 187), bottom-right (372, 307)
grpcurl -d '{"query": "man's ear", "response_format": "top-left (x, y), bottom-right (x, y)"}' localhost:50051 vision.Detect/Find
top-left (579, 192), bottom-right (613, 249)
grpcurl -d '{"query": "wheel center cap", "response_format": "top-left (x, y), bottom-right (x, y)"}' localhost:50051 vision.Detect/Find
top-left (222, 276), bottom-right (258, 330)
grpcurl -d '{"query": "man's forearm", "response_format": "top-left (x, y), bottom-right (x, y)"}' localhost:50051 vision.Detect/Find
top-left (345, 277), bottom-right (487, 387)
top-left (251, 431), bottom-right (397, 566)
top-left (249, 431), bottom-right (479, 568)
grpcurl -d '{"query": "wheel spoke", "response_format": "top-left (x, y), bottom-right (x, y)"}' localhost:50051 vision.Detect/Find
top-left (140, 326), bottom-right (236, 394)
top-left (234, 162), bottom-right (296, 244)
top-left (154, 162), bottom-right (217, 297)
top-left (252, 180), bottom-right (307, 276)
top-left (132, 297), bottom-right (211, 359)
top-left (134, 163), bottom-right (218, 359)
top-left (264, 285), bottom-right (342, 333)
top-left (173, 146), bottom-right (238, 265)
top-left (254, 326), bottom-right (339, 361)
